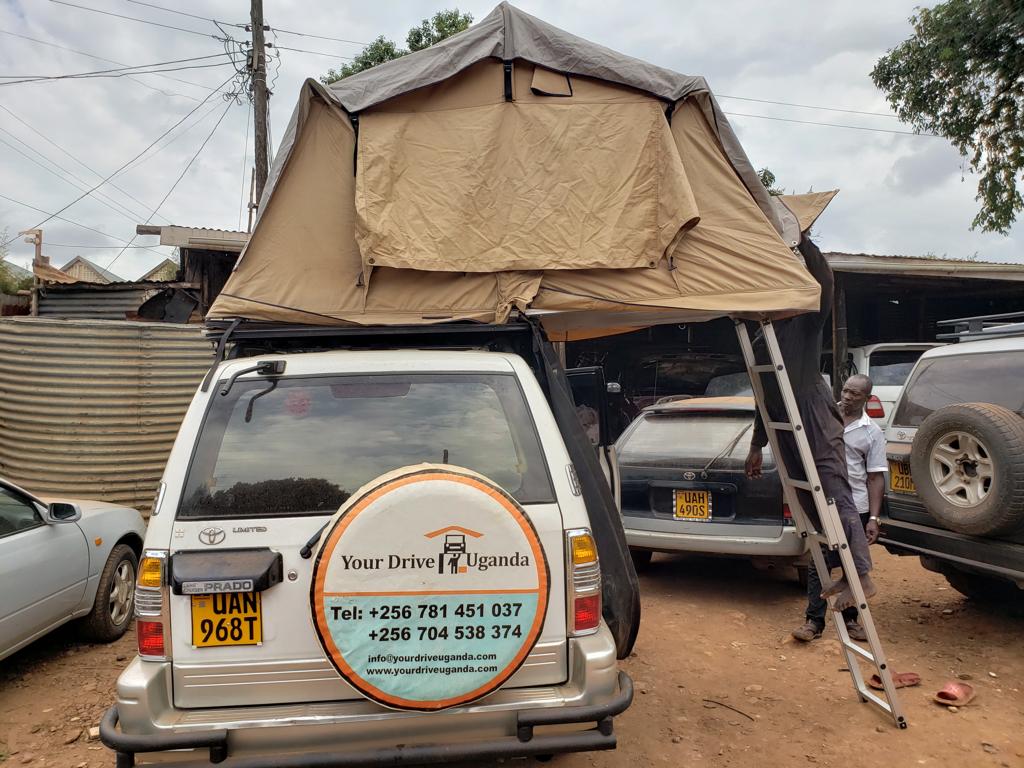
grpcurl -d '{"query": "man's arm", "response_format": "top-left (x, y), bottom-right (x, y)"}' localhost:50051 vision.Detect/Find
top-left (864, 424), bottom-right (888, 544)
top-left (796, 237), bottom-right (834, 329)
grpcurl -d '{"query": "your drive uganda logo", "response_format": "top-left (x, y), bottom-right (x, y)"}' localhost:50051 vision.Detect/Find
top-left (311, 466), bottom-right (551, 712)
top-left (333, 525), bottom-right (533, 575)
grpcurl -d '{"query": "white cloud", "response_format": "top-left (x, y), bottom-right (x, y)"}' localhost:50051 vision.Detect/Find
top-left (1, 0), bottom-right (1019, 279)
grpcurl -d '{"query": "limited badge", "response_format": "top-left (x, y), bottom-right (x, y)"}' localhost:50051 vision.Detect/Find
top-left (311, 465), bottom-right (550, 711)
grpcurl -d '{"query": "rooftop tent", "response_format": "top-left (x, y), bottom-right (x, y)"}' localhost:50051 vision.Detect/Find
top-left (209, 2), bottom-right (820, 336)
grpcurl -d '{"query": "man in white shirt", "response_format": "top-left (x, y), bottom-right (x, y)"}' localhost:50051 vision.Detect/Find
top-left (792, 374), bottom-right (887, 642)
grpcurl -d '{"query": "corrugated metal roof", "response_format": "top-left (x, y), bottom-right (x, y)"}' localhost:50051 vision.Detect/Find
top-left (825, 252), bottom-right (1024, 281)
top-left (38, 285), bottom-right (158, 319)
top-left (136, 225), bottom-right (249, 253)
top-left (2, 261), bottom-right (33, 281)
top-left (0, 318), bottom-right (213, 514)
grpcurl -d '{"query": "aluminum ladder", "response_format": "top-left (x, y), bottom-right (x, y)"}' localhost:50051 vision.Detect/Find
top-left (735, 319), bottom-right (908, 729)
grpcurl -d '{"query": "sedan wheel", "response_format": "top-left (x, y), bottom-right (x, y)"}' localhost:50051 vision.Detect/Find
top-left (79, 543), bottom-right (139, 643)
top-left (109, 559), bottom-right (136, 626)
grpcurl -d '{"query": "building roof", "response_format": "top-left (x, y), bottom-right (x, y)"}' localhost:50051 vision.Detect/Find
top-left (138, 258), bottom-right (180, 281)
top-left (824, 252), bottom-right (1024, 282)
top-left (59, 255), bottom-right (122, 283)
top-left (1, 260), bottom-right (33, 281)
top-left (135, 225), bottom-right (249, 253)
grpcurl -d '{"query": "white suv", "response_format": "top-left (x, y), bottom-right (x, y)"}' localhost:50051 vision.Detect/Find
top-left (100, 329), bottom-right (635, 766)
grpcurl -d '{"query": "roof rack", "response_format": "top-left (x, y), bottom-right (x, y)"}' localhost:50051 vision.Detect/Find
top-left (936, 310), bottom-right (1024, 342)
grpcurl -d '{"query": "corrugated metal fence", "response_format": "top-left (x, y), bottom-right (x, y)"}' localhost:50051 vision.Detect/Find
top-left (0, 318), bottom-right (213, 514)
top-left (38, 285), bottom-right (158, 320)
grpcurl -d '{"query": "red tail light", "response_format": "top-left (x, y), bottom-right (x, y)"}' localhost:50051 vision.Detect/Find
top-left (782, 503), bottom-right (792, 523)
top-left (865, 396), bottom-right (885, 419)
top-left (137, 620), bottom-right (165, 657)
top-left (573, 594), bottom-right (601, 632)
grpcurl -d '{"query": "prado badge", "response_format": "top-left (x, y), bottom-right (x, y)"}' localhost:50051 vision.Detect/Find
top-left (311, 465), bottom-right (550, 711)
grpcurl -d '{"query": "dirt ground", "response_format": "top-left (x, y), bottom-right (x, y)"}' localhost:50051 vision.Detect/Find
top-left (1, 548), bottom-right (1022, 768)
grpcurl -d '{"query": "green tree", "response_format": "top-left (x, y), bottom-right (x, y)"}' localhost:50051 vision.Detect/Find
top-left (0, 228), bottom-right (30, 295)
top-left (321, 9), bottom-right (472, 84)
top-left (758, 168), bottom-right (784, 196)
top-left (871, 1), bottom-right (1024, 233)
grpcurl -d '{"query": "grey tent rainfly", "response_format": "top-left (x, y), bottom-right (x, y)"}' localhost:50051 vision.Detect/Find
top-left (209, 2), bottom-right (822, 338)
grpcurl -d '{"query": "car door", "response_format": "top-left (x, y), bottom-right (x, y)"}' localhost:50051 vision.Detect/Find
top-left (0, 486), bottom-right (89, 658)
top-left (566, 367), bottom-right (620, 507)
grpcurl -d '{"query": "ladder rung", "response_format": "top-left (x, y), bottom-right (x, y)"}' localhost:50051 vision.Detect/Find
top-left (767, 421), bottom-right (794, 432)
top-left (749, 364), bottom-right (779, 373)
top-left (858, 687), bottom-right (896, 715)
top-left (786, 479), bottom-right (814, 491)
top-left (805, 532), bottom-right (832, 546)
top-left (841, 640), bottom-right (875, 662)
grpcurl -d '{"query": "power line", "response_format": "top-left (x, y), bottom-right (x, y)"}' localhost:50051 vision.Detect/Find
top-left (722, 111), bottom-right (940, 137)
top-left (48, 0), bottom-right (228, 40)
top-left (106, 99), bottom-right (236, 271)
top-left (269, 27), bottom-right (369, 47)
top-left (0, 102), bottom-right (170, 224)
top-left (0, 74), bottom-right (237, 250)
top-left (269, 43), bottom-right (353, 60)
top-left (238, 103), bottom-right (251, 231)
top-left (121, 0), bottom-right (246, 27)
top-left (0, 62), bottom-right (234, 88)
top-left (0, 28), bottom-right (208, 99)
top-left (0, 193), bottom-right (170, 258)
top-left (34, 243), bottom-right (158, 248)
top-left (0, 53), bottom-right (235, 86)
top-left (717, 94), bottom-right (899, 119)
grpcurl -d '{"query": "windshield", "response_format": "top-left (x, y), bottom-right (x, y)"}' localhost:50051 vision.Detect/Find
top-left (618, 412), bottom-right (767, 465)
top-left (893, 350), bottom-right (1024, 427)
top-left (867, 350), bottom-right (929, 386)
top-left (179, 373), bottom-right (554, 519)
top-left (703, 372), bottom-right (752, 397)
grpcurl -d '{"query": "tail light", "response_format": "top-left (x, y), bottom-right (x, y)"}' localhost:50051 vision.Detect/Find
top-left (782, 503), bottom-right (793, 525)
top-left (136, 550), bottom-right (171, 661)
top-left (566, 529), bottom-right (601, 635)
top-left (865, 396), bottom-right (885, 419)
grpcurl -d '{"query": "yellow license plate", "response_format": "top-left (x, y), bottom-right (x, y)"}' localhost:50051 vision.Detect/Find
top-left (674, 490), bottom-right (711, 520)
top-left (889, 460), bottom-right (916, 495)
top-left (191, 592), bottom-right (263, 648)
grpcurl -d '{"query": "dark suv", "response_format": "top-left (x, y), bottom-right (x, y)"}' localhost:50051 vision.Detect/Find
top-left (881, 315), bottom-right (1024, 603)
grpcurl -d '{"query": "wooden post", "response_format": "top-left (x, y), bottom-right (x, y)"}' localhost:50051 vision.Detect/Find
top-left (831, 276), bottom-right (847, 401)
top-left (250, 0), bottom-right (269, 205)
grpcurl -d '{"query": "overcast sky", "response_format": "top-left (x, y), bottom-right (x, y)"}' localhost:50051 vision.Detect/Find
top-left (1, 0), bottom-right (1020, 280)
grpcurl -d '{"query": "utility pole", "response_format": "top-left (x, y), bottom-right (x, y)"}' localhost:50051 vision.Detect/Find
top-left (19, 228), bottom-right (43, 316)
top-left (249, 0), bottom-right (270, 206)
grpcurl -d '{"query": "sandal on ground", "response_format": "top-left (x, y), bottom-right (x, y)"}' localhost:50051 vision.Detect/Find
top-left (933, 681), bottom-right (975, 706)
top-left (868, 672), bottom-right (921, 690)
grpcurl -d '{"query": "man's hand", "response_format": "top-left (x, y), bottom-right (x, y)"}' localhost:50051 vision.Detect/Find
top-left (866, 518), bottom-right (880, 545)
top-left (745, 447), bottom-right (763, 479)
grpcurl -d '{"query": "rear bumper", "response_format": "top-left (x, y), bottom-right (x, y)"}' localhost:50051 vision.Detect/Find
top-left (102, 628), bottom-right (629, 766)
top-left (624, 522), bottom-right (806, 558)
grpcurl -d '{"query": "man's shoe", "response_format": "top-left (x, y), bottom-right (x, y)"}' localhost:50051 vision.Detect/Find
top-left (845, 620), bottom-right (868, 642)
top-left (791, 620), bottom-right (824, 642)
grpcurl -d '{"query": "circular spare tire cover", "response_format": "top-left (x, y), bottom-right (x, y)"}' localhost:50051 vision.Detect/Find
top-left (311, 464), bottom-right (550, 711)
top-left (910, 403), bottom-right (1024, 537)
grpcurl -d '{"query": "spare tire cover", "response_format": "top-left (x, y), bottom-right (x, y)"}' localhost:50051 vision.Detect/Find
top-left (311, 464), bottom-right (550, 711)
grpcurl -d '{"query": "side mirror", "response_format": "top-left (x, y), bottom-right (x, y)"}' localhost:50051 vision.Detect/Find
top-left (46, 502), bottom-right (82, 524)
top-left (606, 382), bottom-right (622, 394)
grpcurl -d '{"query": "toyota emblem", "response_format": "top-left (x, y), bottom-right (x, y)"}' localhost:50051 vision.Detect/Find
top-left (198, 527), bottom-right (226, 545)
top-left (682, 471), bottom-right (696, 480)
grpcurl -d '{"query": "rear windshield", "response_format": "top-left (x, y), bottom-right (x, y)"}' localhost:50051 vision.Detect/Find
top-left (618, 412), bottom-right (762, 464)
top-left (867, 350), bottom-right (928, 386)
top-left (893, 350), bottom-right (1024, 427)
top-left (179, 373), bottom-right (554, 519)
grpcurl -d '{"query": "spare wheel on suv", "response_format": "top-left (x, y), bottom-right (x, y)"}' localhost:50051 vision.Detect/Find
top-left (910, 403), bottom-right (1024, 537)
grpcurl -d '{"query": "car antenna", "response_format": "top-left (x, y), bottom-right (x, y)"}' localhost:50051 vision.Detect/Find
top-left (442, 449), bottom-right (449, 463)
top-left (300, 521), bottom-right (332, 559)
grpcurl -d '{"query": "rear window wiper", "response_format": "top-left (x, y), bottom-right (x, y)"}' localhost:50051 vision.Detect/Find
top-left (700, 422), bottom-right (752, 478)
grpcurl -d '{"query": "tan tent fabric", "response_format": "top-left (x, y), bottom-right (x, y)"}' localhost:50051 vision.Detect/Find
top-left (356, 60), bottom-right (699, 273)
top-left (210, 4), bottom-right (823, 337)
top-left (778, 190), bottom-right (839, 233)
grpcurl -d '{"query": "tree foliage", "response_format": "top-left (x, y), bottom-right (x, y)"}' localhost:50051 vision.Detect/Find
top-left (871, 0), bottom-right (1024, 233)
top-left (321, 9), bottom-right (473, 84)
top-left (0, 228), bottom-right (31, 296)
top-left (758, 168), bottom-right (784, 196)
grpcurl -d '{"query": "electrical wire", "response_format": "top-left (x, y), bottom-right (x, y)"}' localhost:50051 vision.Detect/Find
top-left (34, 243), bottom-right (157, 248)
top-left (105, 98), bottom-right (236, 271)
top-left (268, 27), bottom-right (369, 47)
top-left (48, 0), bottom-right (229, 40)
top-left (269, 44), bottom-right (354, 60)
top-left (722, 111), bottom-right (940, 137)
top-left (0, 28), bottom-right (219, 97)
top-left (0, 62), bottom-right (234, 88)
top-left (117, 97), bottom-right (228, 177)
top-left (121, 0), bottom-right (246, 27)
top-left (0, 53), bottom-right (235, 86)
top-left (0, 74), bottom-right (237, 250)
top-left (0, 102), bottom-right (170, 224)
top-left (238, 104), bottom-right (251, 231)
top-left (0, 193), bottom-right (170, 258)
top-left (717, 94), bottom-right (899, 119)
